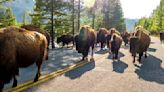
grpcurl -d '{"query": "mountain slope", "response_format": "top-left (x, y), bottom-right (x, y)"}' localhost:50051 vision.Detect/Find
top-left (125, 18), bottom-right (138, 32)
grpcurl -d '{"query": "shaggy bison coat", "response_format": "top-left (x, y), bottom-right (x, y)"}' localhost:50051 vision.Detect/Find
top-left (121, 31), bottom-right (130, 46)
top-left (21, 25), bottom-right (50, 49)
top-left (107, 33), bottom-right (123, 59)
top-left (57, 34), bottom-right (74, 48)
top-left (75, 25), bottom-right (96, 60)
top-left (129, 26), bottom-right (151, 63)
top-left (97, 28), bottom-right (109, 49)
top-left (0, 27), bottom-right (48, 91)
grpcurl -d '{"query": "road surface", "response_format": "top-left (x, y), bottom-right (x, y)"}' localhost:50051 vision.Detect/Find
top-left (5, 37), bottom-right (164, 92)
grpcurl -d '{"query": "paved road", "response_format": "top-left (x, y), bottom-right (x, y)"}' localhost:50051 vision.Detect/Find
top-left (4, 43), bottom-right (105, 90)
top-left (22, 36), bottom-right (164, 92)
top-left (6, 37), bottom-right (164, 92)
top-left (4, 47), bottom-right (82, 90)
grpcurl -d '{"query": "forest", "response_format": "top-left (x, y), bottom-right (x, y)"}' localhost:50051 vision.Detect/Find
top-left (0, 0), bottom-right (163, 46)
top-left (136, 0), bottom-right (164, 35)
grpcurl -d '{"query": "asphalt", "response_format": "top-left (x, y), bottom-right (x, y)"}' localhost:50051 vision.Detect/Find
top-left (5, 37), bottom-right (164, 92)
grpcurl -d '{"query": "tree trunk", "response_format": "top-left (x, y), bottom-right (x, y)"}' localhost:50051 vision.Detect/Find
top-left (51, 0), bottom-right (55, 48)
top-left (77, 0), bottom-right (80, 31)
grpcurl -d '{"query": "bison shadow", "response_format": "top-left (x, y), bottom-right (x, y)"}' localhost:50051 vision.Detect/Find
top-left (147, 48), bottom-right (157, 52)
top-left (112, 60), bottom-right (128, 73)
top-left (107, 51), bottom-right (125, 60)
top-left (64, 61), bottom-right (95, 79)
top-left (135, 54), bottom-right (164, 84)
top-left (95, 48), bottom-right (109, 54)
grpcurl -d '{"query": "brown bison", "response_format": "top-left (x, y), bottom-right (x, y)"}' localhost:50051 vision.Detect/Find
top-left (75, 25), bottom-right (96, 60)
top-left (0, 27), bottom-right (48, 92)
top-left (121, 31), bottom-right (130, 46)
top-left (57, 34), bottom-right (74, 48)
top-left (129, 26), bottom-right (151, 63)
top-left (160, 31), bottom-right (164, 43)
top-left (106, 28), bottom-right (123, 59)
top-left (97, 28), bottom-right (109, 49)
top-left (21, 25), bottom-right (50, 49)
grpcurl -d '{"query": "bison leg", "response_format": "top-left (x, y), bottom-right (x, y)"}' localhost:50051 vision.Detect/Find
top-left (133, 56), bottom-right (136, 63)
top-left (0, 82), bottom-right (4, 92)
top-left (112, 53), bottom-right (115, 60)
top-left (62, 42), bottom-right (65, 48)
top-left (82, 55), bottom-right (88, 61)
top-left (82, 56), bottom-right (85, 61)
top-left (91, 44), bottom-right (95, 58)
top-left (139, 52), bottom-right (143, 63)
top-left (12, 75), bottom-right (17, 87)
top-left (82, 47), bottom-right (89, 61)
top-left (34, 61), bottom-right (42, 82)
top-left (101, 42), bottom-right (104, 49)
top-left (115, 50), bottom-right (119, 59)
top-left (144, 52), bottom-right (148, 58)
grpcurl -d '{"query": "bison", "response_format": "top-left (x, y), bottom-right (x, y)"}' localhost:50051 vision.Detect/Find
top-left (129, 26), bottom-right (151, 63)
top-left (0, 27), bottom-right (48, 92)
top-left (75, 25), bottom-right (96, 60)
top-left (160, 31), bottom-right (164, 43)
top-left (106, 30), bottom-right (123, 59)
top-left (121, 31), bottom-right (130, 46)
top-left (96, 28), bottom-right (109, 49)
top-left (57, 34), bottom-right (74, 48)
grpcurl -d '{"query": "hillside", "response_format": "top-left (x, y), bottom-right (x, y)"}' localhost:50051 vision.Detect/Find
top-left (125, 18), bottom-right (138, 32)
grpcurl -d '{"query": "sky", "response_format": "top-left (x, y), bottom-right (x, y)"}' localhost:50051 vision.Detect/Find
top-left (120, 0), bottom-right (160, 19)
top-left (84, 0), bottom-right (161, 19)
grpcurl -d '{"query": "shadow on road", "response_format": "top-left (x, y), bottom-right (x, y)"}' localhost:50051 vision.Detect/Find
top-left (135, 54), bottom-right (164, 84)
top-left (64, 61), bottom-right (95, 79)
top-left (95, 49), bottom-right (109, 54)
top-left (41, 48), bottom-right (82, 75)
top-left (112, 60), bottom-right (128, 73)
top-left (147, 48), bottom-right (157, 52)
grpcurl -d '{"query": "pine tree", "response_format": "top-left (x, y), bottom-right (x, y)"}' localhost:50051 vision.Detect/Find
top-left (136, 0), bottom-right (164, 34)
top-left (91, 0), bottom-right (126, 31)
top-left (0, 8), bottom-right (16, 27)
top-left (0, 0), bottom-right (16, 28)
top-left (112, 1), bottom-right (126, 32)
top-left (31, 0), bottom-right (73, 48)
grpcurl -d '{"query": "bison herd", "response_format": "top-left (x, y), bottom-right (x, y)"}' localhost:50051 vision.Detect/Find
top-left (0, 25), bottom-right (151, 92)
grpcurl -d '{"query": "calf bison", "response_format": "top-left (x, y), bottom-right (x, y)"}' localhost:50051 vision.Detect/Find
top-left (75, 25), bottom-right (96, 60)
top-left (57, 34), bottom-right (74, 48)
top-left (129, 26), bottom-right (151, 63)
top-left (0, 27), bottom-right (48, 92)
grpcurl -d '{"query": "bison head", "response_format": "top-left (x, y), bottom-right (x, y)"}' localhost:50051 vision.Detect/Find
top-left (129, 37), bottom-right (140, 56)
